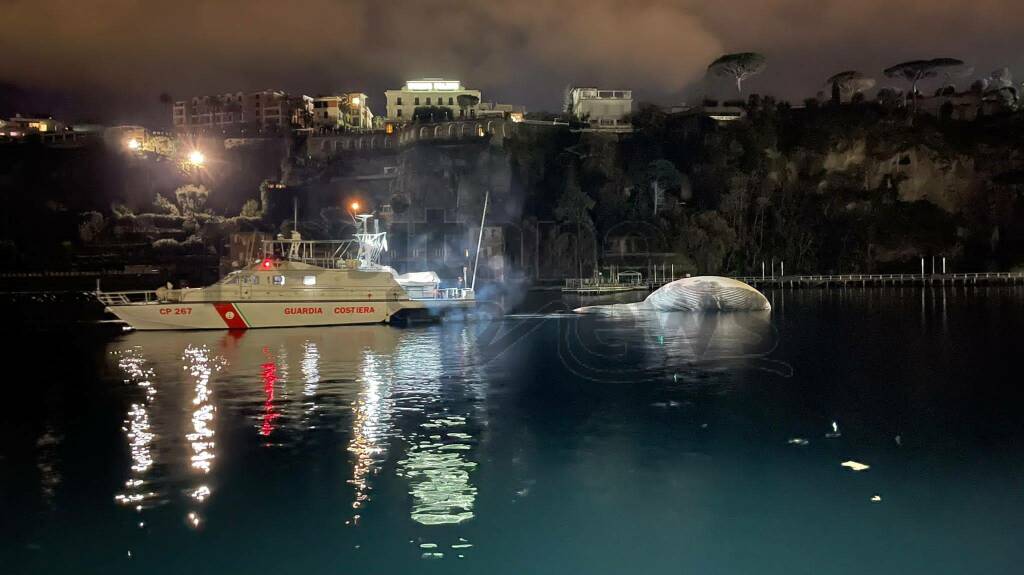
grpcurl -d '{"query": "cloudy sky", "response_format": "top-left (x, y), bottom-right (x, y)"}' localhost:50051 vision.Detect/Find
top-left (2, 0), bottom-right (1022, 124)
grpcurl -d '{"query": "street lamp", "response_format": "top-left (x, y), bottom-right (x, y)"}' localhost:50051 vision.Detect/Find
top-left (188, 149), bottom-right (205, 167)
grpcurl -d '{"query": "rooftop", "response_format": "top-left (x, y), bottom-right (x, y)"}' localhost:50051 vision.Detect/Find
top-left (402, 79), bottom-right (464, 91)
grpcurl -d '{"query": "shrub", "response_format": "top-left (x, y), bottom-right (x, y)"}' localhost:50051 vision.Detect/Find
top-left (152, 238), bottom-right (183, 254)
top-left (78, 211), bottom-right (105, 243)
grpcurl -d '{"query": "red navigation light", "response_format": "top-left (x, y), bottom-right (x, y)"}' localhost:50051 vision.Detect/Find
top-left (262, 258), bottom-right (273, 269)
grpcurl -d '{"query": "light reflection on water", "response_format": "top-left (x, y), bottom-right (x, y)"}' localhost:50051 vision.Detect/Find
top-left (112, 348), bottom-right (158, 515)
top-left (347, 348), bottom-right (395, 525)
top-left (11, 287), bottom-right (1024, 574)
top-left (105, 325), bottom-right (487, 556)
top-left (103, 314), bottom-right (782, 554)
top-left (182, 345), bottom-right (219, 528)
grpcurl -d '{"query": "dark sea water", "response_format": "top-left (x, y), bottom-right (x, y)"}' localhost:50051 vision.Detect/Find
top-left (3, 287), bottom-right (1024, 574)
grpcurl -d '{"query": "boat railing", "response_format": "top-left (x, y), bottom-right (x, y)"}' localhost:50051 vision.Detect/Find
top-left (441, 287), bottom-right (474, 300)
top-left (260, 239), bottom-right (356, 269)
top-left (565, 278), bottom-right (631, 288)
top-left (563, 278), bottom-right (645, 290)
top-left (96, 290), bottom-right (161, 305)
top-left (410, 287), bottom-right (474, 301)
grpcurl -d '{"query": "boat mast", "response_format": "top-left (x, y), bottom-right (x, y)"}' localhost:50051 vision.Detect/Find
top-left (289, 196), bottom-right (301, 260)
top-left (471, 189), bottom-right (490, 290)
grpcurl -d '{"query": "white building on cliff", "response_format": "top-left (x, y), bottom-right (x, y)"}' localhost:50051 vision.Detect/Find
top-left (565, 87), bottom-right (633, 131)
top-left (384, 79), bottom-right (481, 122)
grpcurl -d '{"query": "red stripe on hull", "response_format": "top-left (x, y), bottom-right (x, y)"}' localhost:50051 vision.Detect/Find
top-left (213, 303), bottom-right (248, 329)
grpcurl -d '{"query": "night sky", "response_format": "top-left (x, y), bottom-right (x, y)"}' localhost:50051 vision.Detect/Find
top-left (2, 0), bottom-right (1022, 124)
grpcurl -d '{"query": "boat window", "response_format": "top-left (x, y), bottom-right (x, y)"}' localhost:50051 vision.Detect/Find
top-left (303, 275), bottom-right (316, 286)
top-left (273, 275), bottom-right (286, 286)
top-left (222, 274), bottom-right (239, 285)
top-left (241, 275), bottom-right (258, 285)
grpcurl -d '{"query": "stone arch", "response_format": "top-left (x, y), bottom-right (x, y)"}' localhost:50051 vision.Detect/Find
top-left (447, 123), bottom-right (456, 138)
top-left (419, 126), bottom-right (430, 139)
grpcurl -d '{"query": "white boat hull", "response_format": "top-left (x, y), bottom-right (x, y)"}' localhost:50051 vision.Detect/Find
top-left (106, 299), bottom-right (473, 330)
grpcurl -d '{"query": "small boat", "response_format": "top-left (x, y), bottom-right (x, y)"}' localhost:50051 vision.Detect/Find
top-left (97, 215), bottom-right (475, 330)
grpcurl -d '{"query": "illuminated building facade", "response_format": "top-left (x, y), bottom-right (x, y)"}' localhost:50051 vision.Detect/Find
top-left (476, 102), bottom-right (526, 121)
top-left (565, 86), bottom-right (633, 131)
top-left (312, 93), bottom-right (374, 131)
top-left (172, 90), bottom-right (314, 134)
top-left (0, 114), bottom-right (67, 137)
top-left (384, 79), bottom-right (481, 122)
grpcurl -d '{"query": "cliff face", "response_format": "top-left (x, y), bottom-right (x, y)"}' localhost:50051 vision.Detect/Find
top-left (26, 106), bottom-right (1016, 276)
top-left (823, 139), bottom-right (980, 213)
top-left (621, 104), bottom-right (1024, 273)
top-left (274, 109), bottom-right (1024, 275)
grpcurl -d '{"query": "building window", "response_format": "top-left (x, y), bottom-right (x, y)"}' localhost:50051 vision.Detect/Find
top-left (426, 97), bottom-right (431, 105)
top-left (397, 109), bottom-right (402, 117)
top-left (414, 97), bottom-right (420, 105)
top-left (397, 97), bottom-right (402, 105)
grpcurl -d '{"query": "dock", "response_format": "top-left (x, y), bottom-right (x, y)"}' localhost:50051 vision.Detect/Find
top-left (562, 278), bottom-right (647, 295)
top-left (651, 272), bottom-right (1024, 290)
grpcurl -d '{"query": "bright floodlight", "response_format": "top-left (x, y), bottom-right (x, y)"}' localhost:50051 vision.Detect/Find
top-left (127, 138), bottom-right (141, 150)
top-left (350, 201), bottom-right (360, 211)
top-left (188, 150), bottom-right (205, 166)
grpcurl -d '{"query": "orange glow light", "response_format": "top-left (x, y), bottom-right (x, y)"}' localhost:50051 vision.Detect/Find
top-left (350, 202), bottom-right (360, 211)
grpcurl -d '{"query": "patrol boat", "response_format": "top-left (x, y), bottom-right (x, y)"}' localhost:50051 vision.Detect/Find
top-left (96, 216), bottom-right (475, 330)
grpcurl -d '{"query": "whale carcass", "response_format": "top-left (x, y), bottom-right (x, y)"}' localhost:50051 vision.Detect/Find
top-left (575, 276), bottom-right (771, 313)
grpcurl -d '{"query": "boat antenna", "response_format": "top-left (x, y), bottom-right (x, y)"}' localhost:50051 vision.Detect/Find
top-left (293, 196), bottom-right (299, 231)
top-left (471, 189), bottom-right (490, 290)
